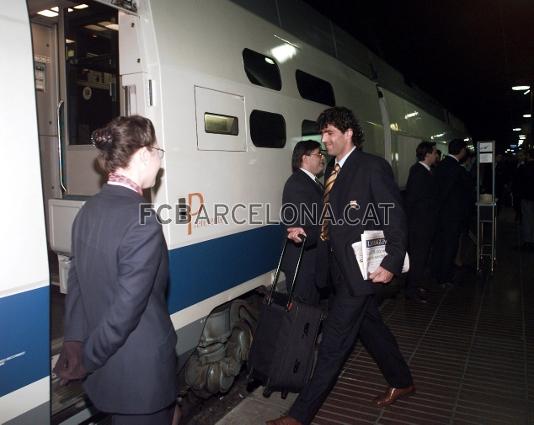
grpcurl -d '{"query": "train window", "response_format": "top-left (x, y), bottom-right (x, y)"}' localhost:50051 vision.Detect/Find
top-left (250, 110), bottom-right (286, 148)
top-left (204, 113), bottom-right (239, 136)
top-left (302, 120), bottom-right (320, 136)
top-left (295, 70), bottom-right (336, 106)
top-left (242, 49), bottom-right (282, 91)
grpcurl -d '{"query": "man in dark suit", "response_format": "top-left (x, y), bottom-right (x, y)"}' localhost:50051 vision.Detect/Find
top-left (404, 141), bottom-right (439, 303)
top-left (432, 138), bottom-right (470, 287)
top-left (281, 140), bottom-right (326, 304)
top-left (268, 107), bottom-right (414, 425)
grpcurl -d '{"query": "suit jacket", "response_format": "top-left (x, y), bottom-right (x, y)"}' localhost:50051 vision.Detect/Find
top-left (65, 184), bottom-right (177, 414)
top-left (281, 169), bottom-right (328, 299)
top-left (434, 155), bottom-right (471, 223)
top-left (325, 150), bottom-right (407, 296)
top-left (405, 162), bottom-right (438, 230)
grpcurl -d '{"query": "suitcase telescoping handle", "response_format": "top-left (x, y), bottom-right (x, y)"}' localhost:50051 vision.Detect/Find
top-left (268, 234), bottom-right (307, 311)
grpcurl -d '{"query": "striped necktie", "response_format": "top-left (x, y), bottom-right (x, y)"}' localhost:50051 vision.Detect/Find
top-left (320, 163), bottom-right (341, 241)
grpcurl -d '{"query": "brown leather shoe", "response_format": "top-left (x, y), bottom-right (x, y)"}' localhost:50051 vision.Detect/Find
top-left (373, 385), bottom-right (415, 407)
top-left (266, 416), bottom-right (303, 425)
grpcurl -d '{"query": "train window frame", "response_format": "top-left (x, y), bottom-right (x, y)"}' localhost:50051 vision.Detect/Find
top-left (302, 119), bottom-right (320, 137)
top-left (242, 48), bottom-right (282, 91)
top-left (250, 110), bottom-right (286, 148)
top-left (295, 70), bottom-right (336, 106)
top-left (204, 112), bottom-right (239, 136)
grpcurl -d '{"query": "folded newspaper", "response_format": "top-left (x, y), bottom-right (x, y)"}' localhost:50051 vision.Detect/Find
top-left (352, 230), bottom-right (409, 280)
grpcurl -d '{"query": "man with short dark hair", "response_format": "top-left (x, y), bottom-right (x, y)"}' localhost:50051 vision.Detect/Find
top-left (404, 141), bottom-right (438, 303)
top-left (432, 138), bottom-right (470, 287)
top-left (280, 140), bottom-right (326, 304)
top-left (268, 107), bottom-right (414, 425)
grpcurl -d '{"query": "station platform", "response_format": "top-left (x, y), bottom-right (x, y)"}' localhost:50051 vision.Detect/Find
top-left (213, 210), bottom-right (534, 425)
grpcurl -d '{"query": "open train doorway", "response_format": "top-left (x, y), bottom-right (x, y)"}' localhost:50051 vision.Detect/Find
top-left (28, 0), bottom-right (120, 421)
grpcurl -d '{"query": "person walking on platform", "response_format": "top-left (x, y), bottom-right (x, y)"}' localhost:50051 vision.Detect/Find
top-left (517, 149), bottom-right (534, 250)
top-left (404, 141), bottom-right (439, 303)
top-left (431, 138), bottom-right (470, 288)
top-left (267, 107), bottom-right (414, 425)
top-left (280, 140), bottom-right (327, 304)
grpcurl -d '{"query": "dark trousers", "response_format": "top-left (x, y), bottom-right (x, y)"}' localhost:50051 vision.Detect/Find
top-left (111, 404), bottom-right (175, 425)
top-left (288, 256), bottom-right (413, 425)
top-left (432, 220), bottom-right (462, 284)
top-left (405, 224), bottom-right (434, 297)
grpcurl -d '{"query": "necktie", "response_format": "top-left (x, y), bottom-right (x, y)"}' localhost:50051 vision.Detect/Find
top-left (320, 163), bottom-right (341, 241)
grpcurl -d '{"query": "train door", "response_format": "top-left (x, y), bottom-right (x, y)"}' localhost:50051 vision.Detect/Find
top-left (28, 0), bottom-right (125, 421)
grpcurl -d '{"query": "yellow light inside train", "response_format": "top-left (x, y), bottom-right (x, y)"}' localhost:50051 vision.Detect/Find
top-left (271, 44), bottom-right (297, 63)
top-left (99, 21), bottom-right (119, 31)
top-left (51, 6), bottom-right (59, 12)
top-left (84, 24), bottom-right (106, 32)
top-left (37, 9), bottom-right (58, 17)
top-left (512, 85), bottom-right (530, 91)
top-left (74, 4), bottom-right (89, 9)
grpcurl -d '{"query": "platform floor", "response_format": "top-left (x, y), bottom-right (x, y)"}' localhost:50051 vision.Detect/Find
top-left (216, 211), bottom-right (534, 425)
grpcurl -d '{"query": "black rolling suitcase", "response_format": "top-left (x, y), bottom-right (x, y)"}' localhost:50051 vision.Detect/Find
top-left (247, 236), bottom-right (324, 398)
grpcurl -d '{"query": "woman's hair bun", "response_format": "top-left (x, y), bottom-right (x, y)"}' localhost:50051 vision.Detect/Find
top-left (91, 127), bottom-right (114, 151)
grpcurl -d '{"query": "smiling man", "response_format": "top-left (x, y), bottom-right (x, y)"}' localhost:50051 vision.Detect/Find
top-left (269, 107), bottom-right (414, 425)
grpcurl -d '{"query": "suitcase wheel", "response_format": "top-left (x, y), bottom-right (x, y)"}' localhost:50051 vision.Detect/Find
top-left (263, 387), bottom-right (273, 398)
top-left (281, 390), bottom-right (288, 399)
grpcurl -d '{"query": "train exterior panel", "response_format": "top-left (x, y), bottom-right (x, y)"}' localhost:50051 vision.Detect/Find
top-left (0, 3), bottom-right (50, 423)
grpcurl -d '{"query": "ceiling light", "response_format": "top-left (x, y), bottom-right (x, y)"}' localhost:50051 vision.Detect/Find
top-left (74, 4), bottom-right (89, 9)
top-left (525, 89), bottom-right (531, 95)
top-left (37, 9), bottom-right (58, 17)
top-left (404, 111), bottom-right (419, 119)
top-left (512, 85), bottom-right (530, 91)
top-left (524, 114), bottom-right (532, 118)
top-left (519, 135), bottom-right (526, 139)
top-left (513, 128), bottom-right (521, 131)
top-left (464, 138), bottom-right (470, 142)
top-left (50, 6), bottom-right (59, 12)
top-left (68, 8), bottom-right (73, 12)
top-left (65, 38), bottom-right (75, 44)
top-left (519, 140), bottom-right (524, 146)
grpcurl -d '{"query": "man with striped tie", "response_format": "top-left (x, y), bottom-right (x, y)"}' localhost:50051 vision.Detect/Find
top-left (268, 107), bottom-right (414, 425)
top-left (280, 140), bottom-right (327, 305)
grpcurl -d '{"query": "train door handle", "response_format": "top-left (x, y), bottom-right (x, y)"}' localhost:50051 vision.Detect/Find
top-left (56, 100), bottom-right (67, 193)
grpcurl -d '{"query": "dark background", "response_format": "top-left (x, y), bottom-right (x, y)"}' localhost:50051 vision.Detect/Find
top-left (302, 0), bottom-right (534, 152)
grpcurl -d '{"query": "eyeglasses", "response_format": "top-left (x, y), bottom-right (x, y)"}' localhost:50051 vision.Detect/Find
top-left (308, 152), bottom-right (324, 158)
top-left (152, 147), bottom-right (165, 159)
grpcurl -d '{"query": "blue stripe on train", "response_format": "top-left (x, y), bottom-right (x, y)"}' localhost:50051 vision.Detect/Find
top-left (0, 286), bottom-right (49, 398)
top-left (167, 225), bottom-right (284, 314)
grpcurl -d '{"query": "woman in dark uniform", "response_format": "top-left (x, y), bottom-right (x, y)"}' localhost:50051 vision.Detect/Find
top-left (54, 115), bottom-right (179, 425)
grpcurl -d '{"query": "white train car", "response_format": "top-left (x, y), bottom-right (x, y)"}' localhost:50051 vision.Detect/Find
top-left (1, 0), bottom-right (468, 423)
